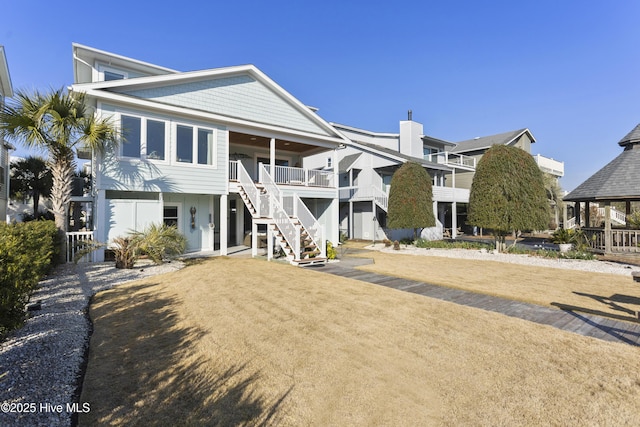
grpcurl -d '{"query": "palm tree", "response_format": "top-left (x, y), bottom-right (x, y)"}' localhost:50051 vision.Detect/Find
top-left (10, 156), bottom-right (52, 219)
top-left (0, 88), bottom-right (119, 231)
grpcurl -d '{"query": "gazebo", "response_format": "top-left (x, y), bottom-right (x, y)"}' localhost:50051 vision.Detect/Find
top-left (564, 123), bottom-right (640, 254)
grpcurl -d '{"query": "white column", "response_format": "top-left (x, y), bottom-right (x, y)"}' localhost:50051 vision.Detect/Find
top-left (267, 226), bottom-right (273, 261)
top-left (349, 201), bottom-right (354, 238)
top-left (220, 194), bottom-right (228, 255)
top-left (270, 138), bottom-right (276, 176)
top-left (209, 195), bottom-right (215, 251)
top-left (252, 221), bottom-right (258, 257)
top-left (95, 189), bottom-right (107, 262)
top-left (451, 201), bottom-right (458, 239)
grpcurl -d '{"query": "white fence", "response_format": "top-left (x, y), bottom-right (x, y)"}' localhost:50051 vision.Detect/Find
top-left (66, 231), bottom-right (94, 263)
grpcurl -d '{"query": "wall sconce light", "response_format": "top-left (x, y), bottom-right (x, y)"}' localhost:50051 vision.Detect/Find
top-left (190, 206), bottom-right (197, 229)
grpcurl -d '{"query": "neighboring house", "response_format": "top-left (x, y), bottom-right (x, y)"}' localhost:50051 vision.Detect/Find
top-left (71, 44), bottom-right (349, 264)
top-left (305, 114), bottom-right (476, 240)
top-left (307, 121), bottom-right (564, 241)
top-left (449, 128), bottom-right (565, 228)
top-left (0, 46), bottom-right (14, 222)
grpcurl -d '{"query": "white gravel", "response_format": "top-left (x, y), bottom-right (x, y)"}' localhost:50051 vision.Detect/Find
top-left (0, 260), bottom-right (183, 427)
top-left (369, 244), bottom-right (639, 276)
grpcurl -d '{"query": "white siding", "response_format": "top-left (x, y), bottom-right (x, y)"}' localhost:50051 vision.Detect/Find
top-left (117, 75), bottom-right (330, 136)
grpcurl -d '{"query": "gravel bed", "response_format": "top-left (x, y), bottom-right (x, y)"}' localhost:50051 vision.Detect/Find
top-left (371, 244), bottom-right (638, 276)
top-left (0, 260), bottom-right (183, 427)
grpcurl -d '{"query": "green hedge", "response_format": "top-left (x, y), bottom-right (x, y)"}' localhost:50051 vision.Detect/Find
top-left (0, 220), bottom-right (60, 337)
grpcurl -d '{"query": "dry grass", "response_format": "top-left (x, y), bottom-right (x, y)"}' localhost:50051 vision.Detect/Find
top-left (355, 250), bottom-right (640, 323)
top-left (79, 257), bottom-right (640, 426)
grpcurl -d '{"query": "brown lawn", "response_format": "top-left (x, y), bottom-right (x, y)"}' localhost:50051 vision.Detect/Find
top-left (355, 249), bottom-right (640, 323)
top-left (79, 257), bottom-right (640, 426)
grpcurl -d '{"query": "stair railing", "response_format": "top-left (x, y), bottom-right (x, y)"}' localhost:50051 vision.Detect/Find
top-left (293, 194), bottom-right (326, 258)
top-left (258, 164), bottom-right (301, 260)
top-left (238, 161), bottom-right (261, 217)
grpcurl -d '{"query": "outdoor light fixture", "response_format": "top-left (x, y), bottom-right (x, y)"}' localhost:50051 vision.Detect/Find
top-left (190, 206), bottom-right (196, 229)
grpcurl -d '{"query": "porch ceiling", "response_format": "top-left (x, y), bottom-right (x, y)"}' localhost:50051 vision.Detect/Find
top-left (230, 131), bottom-right (320, 154)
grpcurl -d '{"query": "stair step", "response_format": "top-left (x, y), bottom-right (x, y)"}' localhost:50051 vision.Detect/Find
top-left (294, 257), bottom-right (327, 266)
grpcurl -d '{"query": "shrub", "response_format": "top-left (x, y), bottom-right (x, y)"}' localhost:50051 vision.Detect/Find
top-left (130, 223), bottom-right (187, 265)
top-left (627, 210), bottom-right (640, 229)
top-left (112, 236), bottom-right (137, 269)
top-left (0, 221), bottom-right (59, 337)
top-left (393, 240), bottom-right (400, 250)
top-left (383, 239), bottom-right (392, 247)
top-left (416, 239), bottom-right (493, 250)
top-left (326, 241), bottom-right (337, 260)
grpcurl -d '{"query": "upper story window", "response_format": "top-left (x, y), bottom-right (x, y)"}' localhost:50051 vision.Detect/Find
top-left (175, 124), bottom-right (216, 166)
top-left (120, 115), bottom-right (167, 161)
top-left (423, 146), bottom-right (440, 157)
top-left (98, 64), bottom-right (128, 82)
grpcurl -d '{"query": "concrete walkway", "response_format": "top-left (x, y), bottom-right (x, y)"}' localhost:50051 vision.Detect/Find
top-left (316, 249), bottom-right (640, 347)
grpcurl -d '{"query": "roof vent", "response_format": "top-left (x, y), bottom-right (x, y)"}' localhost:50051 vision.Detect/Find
top-left (474, 137), bottom-right (480, 140)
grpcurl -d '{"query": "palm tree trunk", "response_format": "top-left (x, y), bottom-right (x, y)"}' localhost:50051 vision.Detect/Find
top-left (49, 149), bottom-right (75, 232)
top-left (33, 191), bottom-right (40, 219)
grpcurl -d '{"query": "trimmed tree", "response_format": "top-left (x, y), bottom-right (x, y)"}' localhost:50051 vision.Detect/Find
top-left (467, 145), bottom-right (548, 251)
top-left (387, 162), bottom-right (435, 240)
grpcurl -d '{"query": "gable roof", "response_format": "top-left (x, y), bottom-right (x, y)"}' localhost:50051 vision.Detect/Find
top-left (71, 48), bottom-right (349, 145)
top-left (338, 153), bottom-right (362, 174)
top-left (565, 124), bottom-right (640, 201)
top-left (0, 46), bottom-right (13, 98)
top-left (451, 128), bottom-right (534, 154)
top-left (73, 43), bottom-right (177, 84)
top-left (351, 140), bottom-right (451, 171)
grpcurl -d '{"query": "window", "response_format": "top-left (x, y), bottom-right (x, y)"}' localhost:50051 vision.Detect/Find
top-left (121, 116), bottom-right (141, 158)
top-left (146, 120), bottom-right (166, 160)
top-left (98, 64), bottom-right (128, 81)
top-left (197, 129), bottom-right (213, 165)
top-left (326, 157), bottom-right (332, 168)
top-left (104, 71), bottom-right (125, 81)
top-left (175, 124), bottom-right (216, 166)
top-left (176, 125), bottom-right (193, 163)
top-left (163, 206), bottom-right (179, 227)
top-left (120, 115), bottom-right (167, 160)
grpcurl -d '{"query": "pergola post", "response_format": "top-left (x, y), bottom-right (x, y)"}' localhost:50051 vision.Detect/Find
top-left (575, 202), bottom-right (581, 226)
top-left (604, 201), bottom-right (612, 254)
top-left (585, 201), bottom-right (591, 227)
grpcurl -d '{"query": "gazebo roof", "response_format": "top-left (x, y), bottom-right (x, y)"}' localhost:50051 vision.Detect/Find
top-left (565, 125), bottom-right (640, 202)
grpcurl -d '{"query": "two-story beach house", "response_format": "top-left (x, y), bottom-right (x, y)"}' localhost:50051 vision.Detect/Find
top-left (305, 113), bottom-right (477, 241)
top-left (70, 44), bottom-right (349, 264)
top-left (0, 46), bottom-right (14, 222)
top-left (306, 118), bottom-right (564, 241)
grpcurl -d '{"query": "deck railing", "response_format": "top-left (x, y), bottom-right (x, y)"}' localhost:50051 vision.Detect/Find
top-left (582, 228), bottom-right (640, 253)
top-left (426, 152), bottom-right (476, 169)
top-left (263, 164), bottom-right (334, 188)
top-left (339, 186), bottom-right (389, 210)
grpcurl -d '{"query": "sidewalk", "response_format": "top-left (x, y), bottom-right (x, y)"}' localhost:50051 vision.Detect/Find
top-left (318, 249), bottom-right (640, 346)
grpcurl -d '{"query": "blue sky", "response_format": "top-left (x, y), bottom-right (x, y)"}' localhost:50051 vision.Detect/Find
top-left (3, 1), bottom-right (640, 191)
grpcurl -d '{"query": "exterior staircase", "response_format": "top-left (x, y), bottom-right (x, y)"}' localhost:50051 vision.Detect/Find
top-left (237, 162), bottom-right (326, 266)
top-left (566, 206), bottom-right (627, 229)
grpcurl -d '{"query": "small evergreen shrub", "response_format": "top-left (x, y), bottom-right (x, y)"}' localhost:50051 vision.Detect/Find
top-left (326, 241), bottom-right (337, 260)
top-left (0, 221), bottom-right (59, 337)
top-left (383, 239), bottom-right (392, 247)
